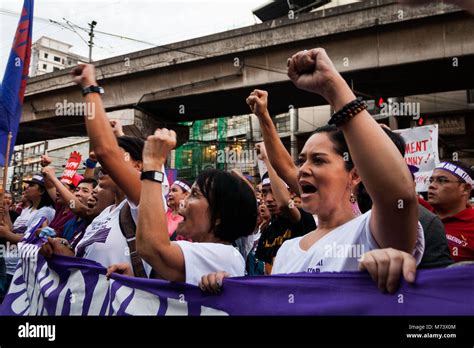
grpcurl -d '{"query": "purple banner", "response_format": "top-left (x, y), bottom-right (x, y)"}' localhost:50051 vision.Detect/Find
top-left (1, 243), bottom-right (473, 315)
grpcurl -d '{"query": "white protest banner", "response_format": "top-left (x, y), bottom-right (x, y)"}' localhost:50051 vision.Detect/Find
top-left (395, 125), bottom-right (439, 192)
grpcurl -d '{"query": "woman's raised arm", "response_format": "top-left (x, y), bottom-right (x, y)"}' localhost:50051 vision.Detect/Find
top-left (287, 48), bottom-right (418, 253)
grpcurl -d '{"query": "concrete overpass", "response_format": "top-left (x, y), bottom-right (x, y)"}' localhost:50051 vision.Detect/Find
top-left (18, 0), bottom-right (474, 143)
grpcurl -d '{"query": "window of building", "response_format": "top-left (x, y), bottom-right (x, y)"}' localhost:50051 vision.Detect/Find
top-left (44, 52), bottom-right (49, 59)
top-left (42, 64), bottom-right (47, 70)
top-left (53, 67), bottom-right (60, 72)
top-left (274, 113), bottom-right (290, 133)
top-left (54, 56), bottom-right (61, 62)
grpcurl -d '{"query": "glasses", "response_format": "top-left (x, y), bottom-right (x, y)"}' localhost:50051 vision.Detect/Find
top-left (429, 177), bottom-right (462, 185)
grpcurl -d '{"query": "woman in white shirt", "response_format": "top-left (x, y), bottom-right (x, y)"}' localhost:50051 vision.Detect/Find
top-left (107, 129), bottom-right (258, 286)
top-left (0, 175), bottom-right (55, 290)
top-left (200, 48), bottom-right (423, 294)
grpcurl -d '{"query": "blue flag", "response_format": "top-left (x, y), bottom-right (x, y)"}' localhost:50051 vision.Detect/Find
top-left (0, 0), bottom-right (34, 166)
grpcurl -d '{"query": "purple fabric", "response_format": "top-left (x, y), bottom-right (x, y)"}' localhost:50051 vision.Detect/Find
top-left (1, 239), bottom-right (473, 315)
top-left (75, 226), bottom-right (111, 258)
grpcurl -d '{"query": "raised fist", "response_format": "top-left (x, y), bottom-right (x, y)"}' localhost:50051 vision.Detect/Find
top-left (255, 142), bottom-right (268, 161)
top-left (246, 89), bottom-right (269, 119)
top-left (287, 48), bottom-right (340, 98)
top-left (40, 154), bottom-right (52, 167)
top-left (71, 64), bottom-right (98, 89)
top-left (110, 119), bottom-right (125, 137)
top-left (41, 165), bottom-right (56, 179)
top-left (143, 128), bottom-right (177, 170)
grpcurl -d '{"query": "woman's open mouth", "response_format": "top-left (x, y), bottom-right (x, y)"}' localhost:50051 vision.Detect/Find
top-left (300, 181), bottom-right (318, 199)
top-left (300, 183), bottom-right (317, 193)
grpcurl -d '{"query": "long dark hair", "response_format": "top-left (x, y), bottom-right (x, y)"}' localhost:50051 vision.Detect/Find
top-left (35, 184), bottom-right (55, 209)
top-left (195, 169), bottom-right (257, 243)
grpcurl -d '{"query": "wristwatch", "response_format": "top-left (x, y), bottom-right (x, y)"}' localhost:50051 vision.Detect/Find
top-left (140, 170), bottom-right (164, 183)
top-left (82, 85), bottom-right (104, 96)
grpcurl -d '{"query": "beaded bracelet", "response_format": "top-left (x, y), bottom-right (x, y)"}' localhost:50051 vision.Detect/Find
top-left (328, 97), bottom-right (368, 127)
top-left (85, 158), bottom-right (98, 169)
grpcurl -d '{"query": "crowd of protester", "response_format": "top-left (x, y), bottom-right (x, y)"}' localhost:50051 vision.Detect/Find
top-left (0, 45), bottom-right (472, 305)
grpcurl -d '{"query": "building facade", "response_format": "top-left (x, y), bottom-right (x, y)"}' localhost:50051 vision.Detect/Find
top-left (9, 137), bottom-right (90, 193)
top-left (30, 36), bottom-right (87, 77)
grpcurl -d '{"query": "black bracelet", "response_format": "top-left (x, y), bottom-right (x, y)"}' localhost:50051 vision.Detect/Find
top-left (328, 97), bottom-right (367, 127)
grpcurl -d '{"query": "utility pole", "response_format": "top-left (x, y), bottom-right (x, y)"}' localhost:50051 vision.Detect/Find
top-left (20, 144), bottom-right (25, 192)
top-left (88, 20), bottom-right (97, 63)
top-left (290, 107), bottom-right (298, 161)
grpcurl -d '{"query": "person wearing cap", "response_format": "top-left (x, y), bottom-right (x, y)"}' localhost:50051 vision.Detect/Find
top-left (0, 174), bottom-right (55, 297)
top-left (254, 142), bottom-right (316, 275)
top-left (166, 179), bottom-right (191, 241)
top-left (426, 161), bottom-right (474, 262)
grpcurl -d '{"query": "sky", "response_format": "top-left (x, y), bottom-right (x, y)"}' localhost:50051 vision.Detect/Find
top-left (0, 0), bottom-right (270, 79)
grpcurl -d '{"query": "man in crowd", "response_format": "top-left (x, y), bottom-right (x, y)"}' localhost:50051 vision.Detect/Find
top-left (380, 128), bottom-right (453, 269)
top-left (255, 143), bottom-right (316, 274)
top-left (426, 161), bottom-right (474, 262)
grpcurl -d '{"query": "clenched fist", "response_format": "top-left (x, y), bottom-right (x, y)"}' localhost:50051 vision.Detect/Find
top-left (40, 154), bottom-right (52, 167)
top-left (287, 48), bottom-right (339, 96)
top-left (246, 89), bottom-right (269, 119)
top-left (287, 48), bottom-right (355, 110)
top-left (110, 119), bottom-right (125, 137)
top-left (143, 128), bottom-right (177, 170)
top-left (41, 166), bottom-right (56, 179)
top-left (255, 142), bottom-right (268, 161)
top-left (71, 64), bottom-right (98, 89)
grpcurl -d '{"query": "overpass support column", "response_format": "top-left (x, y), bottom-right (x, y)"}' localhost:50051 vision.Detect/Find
top-left (290, 107), bottom-right (299, 161)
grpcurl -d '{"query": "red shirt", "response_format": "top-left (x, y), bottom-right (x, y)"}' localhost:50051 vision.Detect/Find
top-left (441, 208), bottom-right (474, 263)
top-left (49, 204), bottom-right (75, 236)
top-left (419, 197), bottom-right (474, 262)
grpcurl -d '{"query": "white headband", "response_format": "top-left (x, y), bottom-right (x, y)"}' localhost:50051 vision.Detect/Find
top-left (174, 180), bottom-right (191, 193)
top-left (261, 176), bottom-right (289, 189)
top-left (435, 162), bottom-right (474, 185)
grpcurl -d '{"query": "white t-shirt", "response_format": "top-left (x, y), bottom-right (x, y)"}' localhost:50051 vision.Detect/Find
top-left (272, 210), bottom-right (425, 275)
top-left (75, 200), bottom-right (135, 268)
top-left (74, 196), bottom-right (165, 275)
top-left (6, 206), bottom-right (56, 274)
top-left (176, 241), bottom-right (245, 286)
